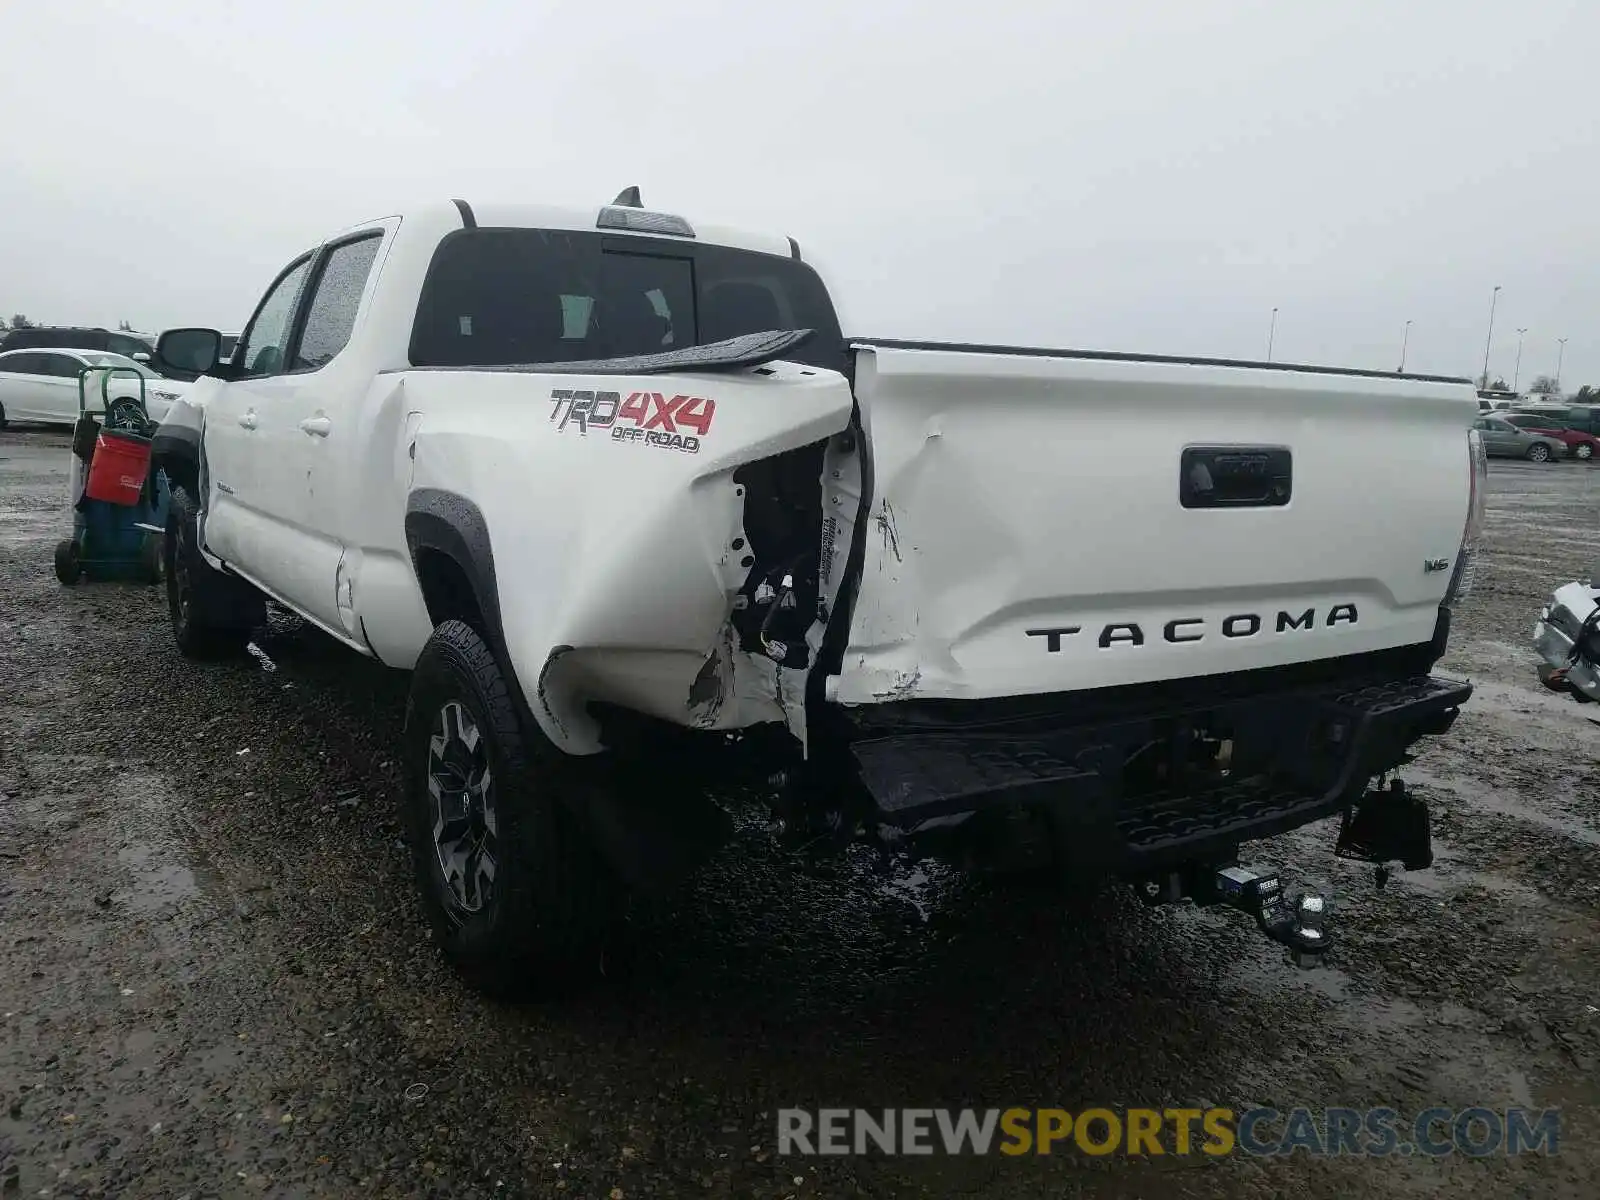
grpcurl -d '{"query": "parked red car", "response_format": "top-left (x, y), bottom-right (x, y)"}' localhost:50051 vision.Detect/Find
top-left (1505, 413), bottom-right (1600, 461)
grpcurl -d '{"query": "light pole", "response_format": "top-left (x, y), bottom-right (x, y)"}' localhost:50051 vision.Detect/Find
top-left (1481, 285), bottom-right (1501, 389)
top-left (1399, 320), bottom-right (1412, 373)
top-left (1557, 338), bottom-right (1568, 392)
top-left (1514, 327), bottom-right (1529, 392)
top-left (1267, 307), bottom-right (1278, 362)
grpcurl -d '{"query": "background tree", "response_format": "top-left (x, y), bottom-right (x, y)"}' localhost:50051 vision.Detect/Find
top-left (117, 319), bottom-right (133, 332)
top-left (1576, 385), bottom-right (1597, 403)
top-left (9, 314), bottom-right (33, 329)
top-left (1529, 375), bottom-right (1561, 396)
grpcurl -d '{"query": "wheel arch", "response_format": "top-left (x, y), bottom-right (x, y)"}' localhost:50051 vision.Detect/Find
top-left (150, 421), bottom-right (202, 497)
top-left (404, 488), bottom-right (505, 651)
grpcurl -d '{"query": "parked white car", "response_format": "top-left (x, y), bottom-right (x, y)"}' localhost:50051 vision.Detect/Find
top-left (0, 349), bottom-right (186, 429)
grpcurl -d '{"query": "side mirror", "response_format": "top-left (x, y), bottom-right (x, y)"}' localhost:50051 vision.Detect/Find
top-left (131, 351), bottom-right (152, 364)
top-left (156, 327), bottom-right (222, 376)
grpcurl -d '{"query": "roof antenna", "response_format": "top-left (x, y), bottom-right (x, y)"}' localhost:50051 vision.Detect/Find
top-left (612, 186), bottom-right (643, 208)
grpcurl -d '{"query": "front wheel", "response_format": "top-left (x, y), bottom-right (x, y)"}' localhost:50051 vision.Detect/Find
top-left (403, 620), bottom-right (613, 995)
top-left (165, 486), bottom-right (262, 657)
top-left (1527, 442), bottom-right (1553, 463)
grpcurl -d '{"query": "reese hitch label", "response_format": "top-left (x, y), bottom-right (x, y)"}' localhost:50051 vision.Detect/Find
top-left (548, 388), bottom-right (715, 454)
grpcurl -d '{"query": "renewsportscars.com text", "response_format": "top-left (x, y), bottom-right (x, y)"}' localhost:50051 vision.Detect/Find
top-left (776, 1106), bottom-right (1560, 1158)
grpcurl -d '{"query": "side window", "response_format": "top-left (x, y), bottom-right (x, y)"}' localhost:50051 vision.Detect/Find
top-left (107, 334), bottom-right (148, 358)
top-left (1, 353), bottom-right (42, 375)
top-left (237, 255), bottom-right (314, 378)
top-left (42, 354), bottom-right (83, 379)
top-left (291, 234), bottom-right (383, 372)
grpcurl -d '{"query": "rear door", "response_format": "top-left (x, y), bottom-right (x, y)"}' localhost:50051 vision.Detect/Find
top-left (1479, 416), bottom-right (1524, 455)
top-left (828, 344), bottom-right (1477, 706)
top-left (39, 353), bottom-right (90, 422)
top-left (10, 353), bottom-right (85, 424)
top-left (0, 353), bottom-right (51, 421)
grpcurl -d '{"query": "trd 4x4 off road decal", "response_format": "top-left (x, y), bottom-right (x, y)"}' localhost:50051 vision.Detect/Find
top-left (548, 388), bottom-right (715, 454)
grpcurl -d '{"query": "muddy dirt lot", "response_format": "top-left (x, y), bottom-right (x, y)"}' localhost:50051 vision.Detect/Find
top-left (3, 426), bottom-right (1600, 1199)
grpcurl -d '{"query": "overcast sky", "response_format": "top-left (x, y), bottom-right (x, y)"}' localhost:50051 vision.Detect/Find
top-left (1, 0), bottom-right (1594, 386)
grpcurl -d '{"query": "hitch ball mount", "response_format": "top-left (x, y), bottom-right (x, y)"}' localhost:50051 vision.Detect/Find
top-left (1208, 865), bottom-right (1330, 969)
top-left (1145, 776), bottom-right (1435, 969)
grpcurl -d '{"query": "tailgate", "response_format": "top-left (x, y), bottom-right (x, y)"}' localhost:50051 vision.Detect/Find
top-left (827, 343), bottom-right (1477, 706)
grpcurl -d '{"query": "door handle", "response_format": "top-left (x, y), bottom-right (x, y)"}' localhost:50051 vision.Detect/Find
top-left (299, 415), bottom-right (332, 437)
top-left (238, 410), bottom-right (257, 430)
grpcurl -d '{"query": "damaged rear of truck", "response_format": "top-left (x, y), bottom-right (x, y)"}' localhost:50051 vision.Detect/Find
top-left (153, 196), bottom-right (1482, 989)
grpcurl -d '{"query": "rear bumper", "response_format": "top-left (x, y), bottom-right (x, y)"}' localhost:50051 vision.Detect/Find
top-left (846, 668), bottom-right (1471, 871)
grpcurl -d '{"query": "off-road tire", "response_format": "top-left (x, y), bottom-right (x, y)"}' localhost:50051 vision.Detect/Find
top-left (1527, 442), bottom-right (1553, 463)
top-left (165, 486), bottom-right (262, 657)
top-left (403, 619), bottom-right (613, 996)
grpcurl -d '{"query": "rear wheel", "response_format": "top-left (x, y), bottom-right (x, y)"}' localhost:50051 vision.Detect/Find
top-left (53, 539), bottom-right (80, 586)
top-left (165, 486), bottom-right (261, 657)
top-left (1577, 443), bottom-right (1594, 461)
top-left (1527, 442), bottom-right (1553, 463)
top-left (0, 400), bottom-right (8, 431)
top-left (403, 619), bottom-right (613, 995)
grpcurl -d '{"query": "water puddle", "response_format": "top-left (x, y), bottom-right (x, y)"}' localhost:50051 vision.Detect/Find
top-left (108, 772), bottom-right (228, 914)
top-left (873, 862), bottom-right (958, 923)
top-left (1398, 836), bottom-right (1540, 900)
top-left (1457, 677), bottom-right (1600, 729)
top-left (1408, 766), bottom-right (1600, 849)
top-left (116, 840), bottom-right (200, 913)
top-left (1450, 790), bottom-right (1600, 848)
top-left (1222, 948), bottom-right (1438, 1034)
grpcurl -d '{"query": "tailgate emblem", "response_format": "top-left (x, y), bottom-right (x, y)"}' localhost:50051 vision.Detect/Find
top-left (1026, 604), bottom-right (1359, 651)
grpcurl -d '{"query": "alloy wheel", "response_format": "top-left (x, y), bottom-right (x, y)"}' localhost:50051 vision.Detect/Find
top-left (427, 700), bottom-right (499, 913)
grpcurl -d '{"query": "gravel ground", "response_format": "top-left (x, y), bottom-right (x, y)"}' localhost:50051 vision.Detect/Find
top-left (3, 426), bottom-right (1600, 1198)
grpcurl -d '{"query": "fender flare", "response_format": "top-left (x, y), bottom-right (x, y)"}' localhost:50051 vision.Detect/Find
top-left (150, 420), bottom-right (203, 497)
top-left (403, 488), bottom-right (505, 651)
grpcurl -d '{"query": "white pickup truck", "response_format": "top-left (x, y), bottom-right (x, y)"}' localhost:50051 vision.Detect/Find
top-left (150, 192), bottom-right (1483, 990)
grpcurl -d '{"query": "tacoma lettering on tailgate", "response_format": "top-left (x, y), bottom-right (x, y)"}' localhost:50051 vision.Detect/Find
top-left (1026, 604), bottom-right (1359, 652)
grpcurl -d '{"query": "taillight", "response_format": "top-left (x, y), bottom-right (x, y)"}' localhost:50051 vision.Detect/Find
top-left (1443, 428), bottom-right (1489, 609)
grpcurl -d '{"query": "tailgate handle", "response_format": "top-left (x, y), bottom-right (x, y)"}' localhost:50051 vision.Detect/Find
top-left (1180, 446), bottom-right (1292, 509)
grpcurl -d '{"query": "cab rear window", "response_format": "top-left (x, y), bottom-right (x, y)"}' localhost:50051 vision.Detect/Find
top-left (408, 228), bottom-right (845, 374)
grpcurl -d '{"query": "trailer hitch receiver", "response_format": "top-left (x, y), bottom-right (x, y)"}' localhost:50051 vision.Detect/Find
top-left (1211, 865), bottom-right (1331, 967)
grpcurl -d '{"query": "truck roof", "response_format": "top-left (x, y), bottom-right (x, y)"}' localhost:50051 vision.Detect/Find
top-left (333, 199), bottom-right (799, 262)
